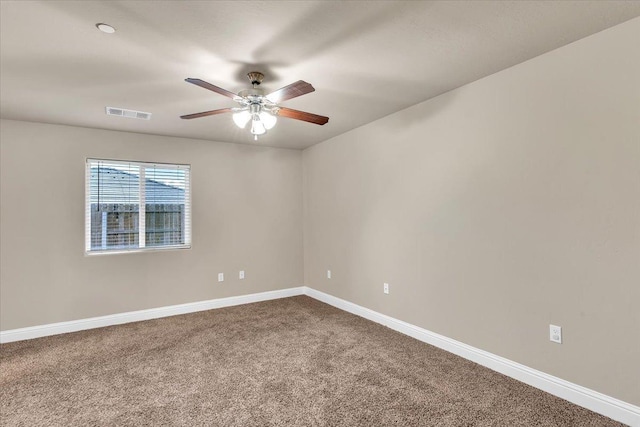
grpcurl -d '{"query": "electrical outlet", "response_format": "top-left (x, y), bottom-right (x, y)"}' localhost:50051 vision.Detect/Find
top-left (218, 273), bottom-right (224, 282)
top-left (550, 324), bottom-right (562, 344)
top-left (383, 283), bottom-right (389, 294)
top-left (239, 270), bottom-right (245, 279)
top-left (327, 270), bottom-right (331, 279)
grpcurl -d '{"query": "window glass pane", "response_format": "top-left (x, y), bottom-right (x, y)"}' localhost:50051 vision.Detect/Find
top-left (144, 166), bottom-right (187, 247)
top-left (89, 161), bottom-right (140, 251)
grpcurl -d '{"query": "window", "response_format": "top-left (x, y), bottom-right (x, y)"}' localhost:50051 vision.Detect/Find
top-left (85, 159), bottom-right (191, 254)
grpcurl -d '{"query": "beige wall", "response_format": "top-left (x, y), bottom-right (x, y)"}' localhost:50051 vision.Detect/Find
top-left (0, 120), bottom-right (303, 330)
top-left (303, 18), bottom-right (640, 405)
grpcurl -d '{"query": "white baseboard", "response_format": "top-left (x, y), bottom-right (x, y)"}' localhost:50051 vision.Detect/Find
top-left (0, 287), bottom-right (305, 344)
top-left (303, 287), bottom-right (640, 427)
top-left (2, 285), bottom-right (637, 426)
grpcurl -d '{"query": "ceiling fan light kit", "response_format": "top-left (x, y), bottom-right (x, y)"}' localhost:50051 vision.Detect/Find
top-left (181, 72), bottom-right (329, 141)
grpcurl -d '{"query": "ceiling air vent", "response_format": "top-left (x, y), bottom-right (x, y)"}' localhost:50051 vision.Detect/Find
top-left (106, 107), bottom-right (152, 120)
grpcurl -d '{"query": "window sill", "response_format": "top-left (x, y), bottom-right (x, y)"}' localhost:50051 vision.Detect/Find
top-left (85, 245), bottom-right (192, 256)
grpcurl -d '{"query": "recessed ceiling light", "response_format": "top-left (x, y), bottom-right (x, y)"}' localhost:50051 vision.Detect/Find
top-left (96, 23), bottom-right (116, 34)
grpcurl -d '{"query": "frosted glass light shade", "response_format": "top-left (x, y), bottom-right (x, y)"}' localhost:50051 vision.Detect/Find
top-left (232, 110), bottom-right (251, 128)
top-left (250, 118), bottom-right (266, 135)
top-left (259, 111), bottom-right (277, 130)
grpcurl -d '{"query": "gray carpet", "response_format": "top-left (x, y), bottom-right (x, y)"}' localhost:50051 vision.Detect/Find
top-left (0, 296), bottom-right (624, 426)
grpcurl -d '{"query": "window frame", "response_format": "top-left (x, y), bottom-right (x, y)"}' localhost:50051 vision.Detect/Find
top-left (85, 158), bottom-right (192, 255)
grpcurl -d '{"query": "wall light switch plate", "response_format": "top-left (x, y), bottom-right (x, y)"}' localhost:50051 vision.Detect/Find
top-left (550, 324), bottom-right (562, 344)
top-left (383, 283), bottom-right (389, 294)
top-left (218, 273), bottom-right (224, 282)
top-left (239, 270), bottom-right (245, 279)
top-left (327, 270), bottom-right (331, 279)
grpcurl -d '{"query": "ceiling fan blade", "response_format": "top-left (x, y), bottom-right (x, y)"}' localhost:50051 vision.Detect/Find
top-left (180, 108), bottom-right (233, 120)
top-left (277, 107), bottom-right (329, 125)
top-left (266, 81), bottom-right (315, 103)
top-left (185, 78), bottom-right (240, 100)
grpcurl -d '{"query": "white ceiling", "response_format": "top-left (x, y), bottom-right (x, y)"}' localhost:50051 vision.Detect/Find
top-left (1, 1), bottom-right (639, 150)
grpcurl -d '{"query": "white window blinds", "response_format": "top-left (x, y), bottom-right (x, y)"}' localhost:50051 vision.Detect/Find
top-left (85, 159), bottom-right (191, 254)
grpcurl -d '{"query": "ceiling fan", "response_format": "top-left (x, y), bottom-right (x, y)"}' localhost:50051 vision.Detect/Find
top-left (180, 72), bottom-right (329, 140)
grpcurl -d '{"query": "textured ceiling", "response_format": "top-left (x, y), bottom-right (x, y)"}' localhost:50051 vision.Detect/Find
top-left (1, 1), bottom-right (639, 149)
